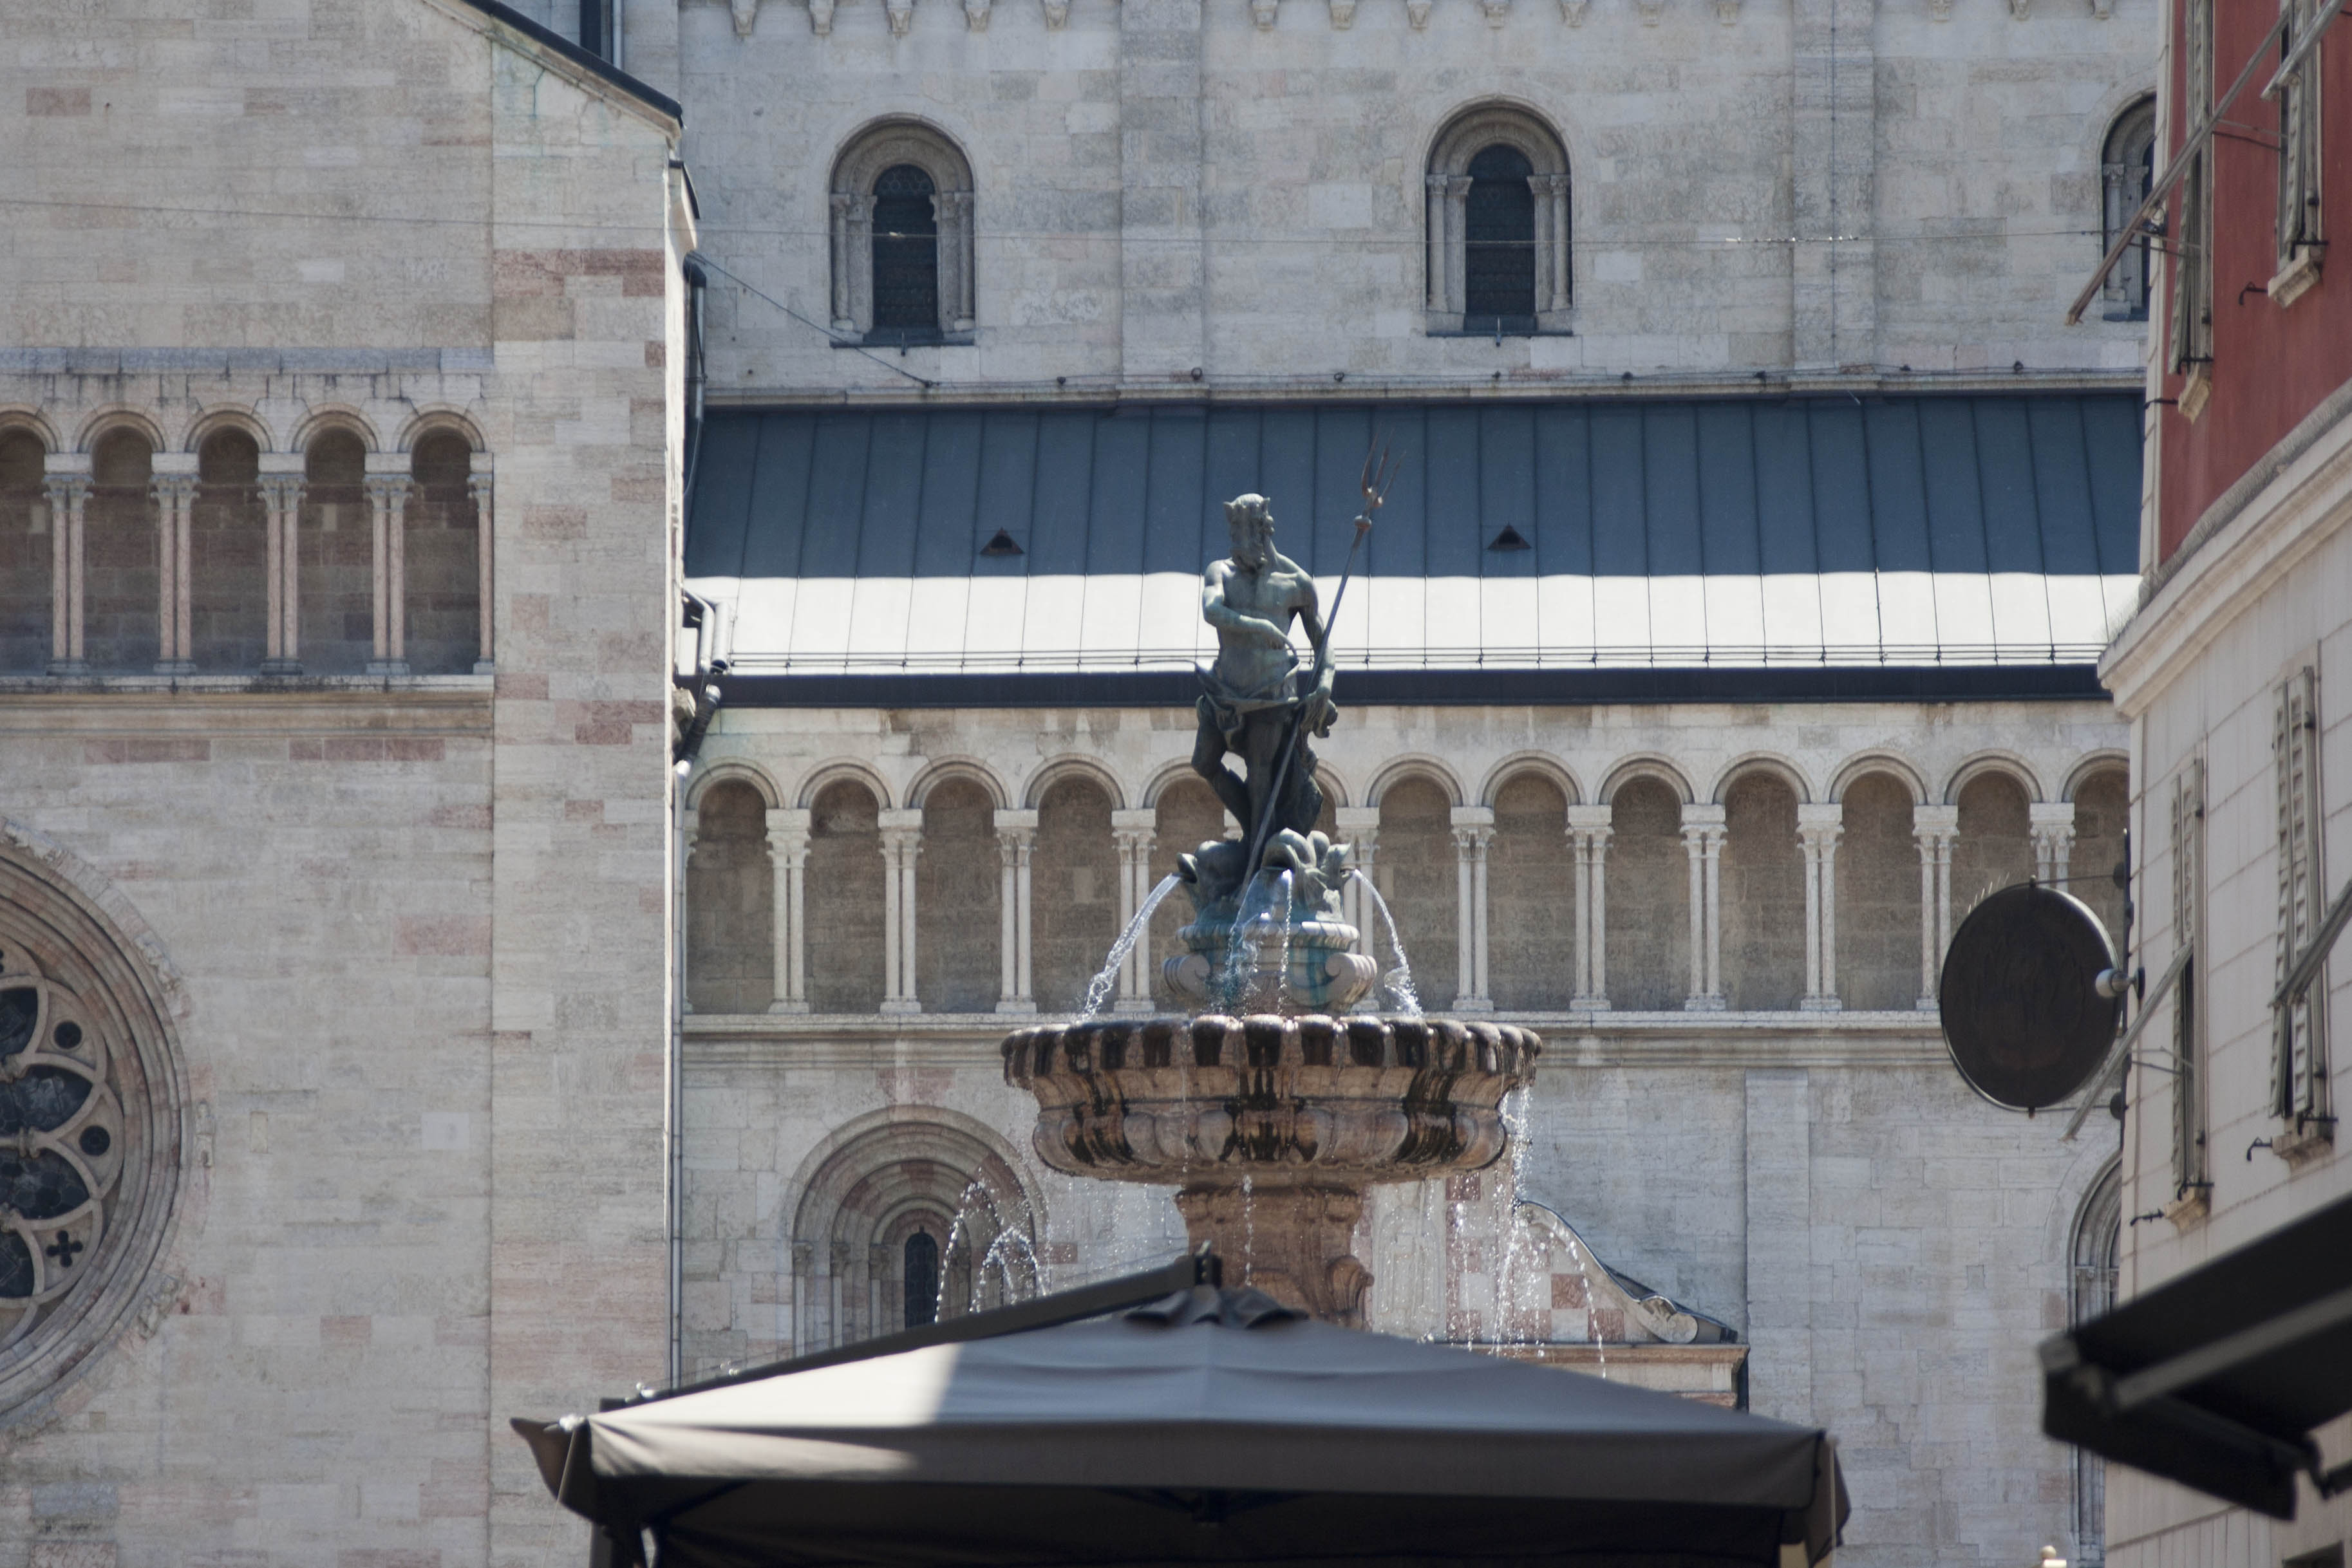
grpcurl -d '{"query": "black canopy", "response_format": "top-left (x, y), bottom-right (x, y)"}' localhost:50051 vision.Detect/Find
top-left (2041, 1188), bottom-right (2352, 1518)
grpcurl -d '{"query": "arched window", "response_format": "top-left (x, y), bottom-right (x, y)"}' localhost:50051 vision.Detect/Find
top-left (2071, 1161), bottom-right (2122, 1563)
top-left (829, 121), bottom-right (975, 346)
top-left (191, 429), bottom-right (267, 671)
top-left (1721, 773), bottom-right (1805, 1011)
top-left (0, 429), bottom-right (49, 674)
top-left (916, 778), bottom-right (999, 1011)
top-left (1606, 779), bottom-right (1688, 1011)
top-left (84, 428), bottom-right (156, 673)
top-left (299, 429), bottom-right (374, 674)
top-left (406, 430), bottom-right (482, 675)
top-left (807, 779), bottom-right (889, 1013)
top-left (688, 779), bottom-right (776, 1014)
top-left (903, 1230), bottom-right (941, 1329)
top-left (2100, 97), bottom-right (2157, 320)
top-left (1836, 774), bottom-right (1924, 1011)
top-left (1426, 106), bottom-right (1570, 335)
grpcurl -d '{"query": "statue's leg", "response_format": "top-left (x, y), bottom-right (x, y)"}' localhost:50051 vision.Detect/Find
top-left (1283, 733), bottom-right (1325, 840)
top-left (1192, 711), bottom-right (1252, 827)
top-left (1239, 709), bottom-right (1290, 842)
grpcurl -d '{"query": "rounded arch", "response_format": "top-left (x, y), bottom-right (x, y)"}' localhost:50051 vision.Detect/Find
top-left (685, 760), bottom-right (784, 812)
top-left (1425, 98), bottom-right (1571, 179)
top-left (288, 404), bottom-right (380, 457)
top-left (793, 760), bottom-right (896, 812)
top-left (785, 1103), bottom-right (1044, 1237)
top-left (0, 407), bottom-right (62, 453)
top-left (1366, 754), bottom-right (1466, 808)
top-left (1828, 752), bottom-right (1929, 807)
top-left (1479, 752), bottom-right (1581, 809)
top-left (72, 406), bottom-right (167, 457)
top-left (1142, 756), bottom-right (1217, 810)
top-left (907, 757), bottom-right (1011, 812)
top-left (1024, 756), bottom-right (1127, 812)
top-left (2062, 750), bottom-right (2131, 803)
top-left (1943, 751), bottom-right (2046, 806)
top-left (182, 405), bottom-right (275, 456)
top-left (1599, 755), bottom-right (1693, 806)
top-left (831, 115), bottom-right (975, 200)
top-left (393, 407), bottom-right (485, 455)
top-left (1709, 752), bottom-right (1814, 806)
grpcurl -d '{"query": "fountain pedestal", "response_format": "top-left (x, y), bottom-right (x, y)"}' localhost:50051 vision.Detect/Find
top-left (1002, 1013), bottom-right (1540, 1326)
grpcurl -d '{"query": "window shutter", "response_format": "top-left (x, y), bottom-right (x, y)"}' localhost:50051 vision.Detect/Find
top-left (2275, 667), bottom-right (2328, 1123)
top-left (2171, 761), bottom-right (2206, 1192)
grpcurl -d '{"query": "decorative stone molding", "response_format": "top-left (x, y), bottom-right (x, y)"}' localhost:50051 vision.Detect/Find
top-left (1796, 803), bottom-right (1844, 1011)
top-left (1479, 0), bottom-right (1510, 23)
top-left (1328, 0), bottom-right (1357, 24)
top-left (0, 837), bottom-right (185, 1425)
top-left (2007, 0), bottom-right (2030, 17)
top-left (1635, 0), bottom-right (1665, 21)
top-left (884, 0), bottom-right (914, 34)
top-left (766, 808), bottom-right (813, 1014)
top-left (731, 0), bottom-right (760, 34)
top-left (2029, 801), bottom-right (2077, 886)
top-left (1559, 0), bottom-right (1589, 21)
top-left (1928, 0), bottom-right (1951, 17)
top-left (1042, 0), bottom-right (1069, 24)
top-left (1406, 0), bottom-right (1433, 26)
top-left (808, 0), bottom-right (836, 33)
top-left (1715, 0), bottom-right (1738, 21)
top-left (964, 0), bottom-right (991, 26)
top-left (1914, 806), bottom-right (1959, 1009)
top-left (1451, 807), bottom-right (1496, 1013)
top-left (2089, 0), bottom-right (2112, 16)
top-left (878, 810), bottom-right (925, 1014)
top-left (1251, 0), bottom-right (1279, 26)
top-left (993, 813), bottom-right (1038, 1015)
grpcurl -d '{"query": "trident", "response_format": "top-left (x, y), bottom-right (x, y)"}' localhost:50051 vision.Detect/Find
top-left (1239, 441), bottom-right (1402, 880)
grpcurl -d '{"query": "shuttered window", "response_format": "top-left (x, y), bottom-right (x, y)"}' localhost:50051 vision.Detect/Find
top-left (2274, 667), bottom-right (2332, 1131)
top-left (2172, 0), bottom-right (2216, 369)
top-left (2277, 0), bottom-right (2325, 270)
top-left (2171, 761), bottom-right (2208, 1195)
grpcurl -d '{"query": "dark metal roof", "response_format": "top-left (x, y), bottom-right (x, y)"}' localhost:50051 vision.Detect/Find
top-left (451, 0), bottom-right (684, 124)
top-left (685, 394), bottom-right (2142, 678)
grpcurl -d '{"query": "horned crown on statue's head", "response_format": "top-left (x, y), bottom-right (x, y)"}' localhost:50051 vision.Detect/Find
top-left (1224, 492), bottom-right (1274, 536)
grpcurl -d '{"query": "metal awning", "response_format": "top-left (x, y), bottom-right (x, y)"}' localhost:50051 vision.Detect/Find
top-left (684, 395), bottom-right (2142, 681)
top-left (2040, 1188), bottom-right (2352, 1518)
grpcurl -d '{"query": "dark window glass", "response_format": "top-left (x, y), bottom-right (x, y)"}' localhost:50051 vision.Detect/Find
top-left (903, 1230), bottom-right (941, 1329)
top-left (1464, 144), bottom-right (1536, 328)
top-left (872, 164), bottom-right (941, 339)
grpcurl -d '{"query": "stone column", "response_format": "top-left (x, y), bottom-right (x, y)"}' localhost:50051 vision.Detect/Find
top-left (994, 809), bottom-right (1039, 1014)
top-left (364, 466), bottom-right (411, 676)
top-left (41, 463), bottom-right (89, 674)
top-left (152, 461), bottom-right (198, 674)
top-left (1681, 803), bottom-right (1727, 1009)
top-left (878, 809), bottom-right (923, 1014)
top-left (829, 192), bottom-right (861, 331)
top-left (939, 189), bottom-right (976, 333)
top-left (1335, 806), bottom-right (1381, 957)
top-left (2030, 801), bottom-right (2077, 886)
top-left (1912, 805), bottom-right (1959, 1008)
top-left (790, 1240), bottom-right (815, 1356)
top-left (258, 461), bottom-right (304, 673)
top-left (1444, 175), bottom-right (1472, 323)
top-left (1530, 172), bottom-right (1572, 321)
top-left (469, 462), bottom-right (496, 673)
top-left (1568, 805), bottom-right (1613, 1009)
top-left (1798, 803), bottom-right (1844, 1011)
top-left (679, 807), bottom-right (702, 1014)
top-left (766, 807), bottom-right (811, 1013)
top-left (1424, 174), bottom-right (1452, 317)
top-left (1451, 806), bottom-right (1495, 1013)
top-left (1111, 808), bottom-right (1156, 1013)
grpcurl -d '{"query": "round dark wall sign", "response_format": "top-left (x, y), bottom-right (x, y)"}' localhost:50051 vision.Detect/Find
top-left (1939, 883), bottom-right (2122, 1112)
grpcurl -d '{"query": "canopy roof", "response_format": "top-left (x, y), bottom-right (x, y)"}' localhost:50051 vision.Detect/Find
top-left (685, 393), bottom-right (2140, 691)
top-left (517, 1285), bottom-right (1847, 1567)
top-left (2042, 1188), bottom-right (2352, 1519)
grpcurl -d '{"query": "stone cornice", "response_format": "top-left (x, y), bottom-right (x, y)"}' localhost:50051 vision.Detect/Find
top-left (0, 680), bottom-right (494, 733)
top-left (2100, 393), bottom-right (2352, 716)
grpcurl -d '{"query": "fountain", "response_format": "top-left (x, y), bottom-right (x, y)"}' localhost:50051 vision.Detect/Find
top-left (1004, 472), bottom-right (1541, 1327)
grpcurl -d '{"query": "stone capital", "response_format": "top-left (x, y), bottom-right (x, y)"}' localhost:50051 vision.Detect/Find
top-left (1795, 802), bottom-right (1843, 848)
top-left (2028, 801), bottom-right (2078, 836)
top-left (1912, 804), bottom-right (1960, 843)
top-left (1679, 802), bottom-right (1727, 831)
top-left (1333, 806), bottom-right (1381, 835)
top-left (1109, 808), bottom-right (1156, 833)
top-left (1448, 805), bottom-right (1496, 830)
top-left (1566, 803), bottom-right (1615, 834)
top-left (992, 808), bottom-right (1040, 835)
top-left (764, 807), bottom-right (813, 857)
top-left (42, 452), bottom-right (93, 482)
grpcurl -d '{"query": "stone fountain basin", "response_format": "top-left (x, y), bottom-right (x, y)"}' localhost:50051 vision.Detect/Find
top-left (1001, 1013), bottom-right (1540, 1186)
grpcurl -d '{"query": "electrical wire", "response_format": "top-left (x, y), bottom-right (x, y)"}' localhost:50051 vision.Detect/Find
top-left (693, 252), bottom-right (935, 388)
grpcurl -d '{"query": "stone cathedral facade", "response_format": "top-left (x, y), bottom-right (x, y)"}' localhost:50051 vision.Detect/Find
top-left (0, 1), bottom-right (2155, 1568)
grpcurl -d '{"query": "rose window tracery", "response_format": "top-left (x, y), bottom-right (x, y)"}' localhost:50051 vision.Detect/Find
top-left (0, 955), bottom-right (127, 1349)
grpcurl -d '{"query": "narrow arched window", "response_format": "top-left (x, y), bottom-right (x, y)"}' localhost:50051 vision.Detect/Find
top-left (2070, 1162), bottom-right (2122, 1563)
top-left (829, 120), bottom-right (975, 346)
top-left (1426, 105), bottom-right (1570, 337)
top-left (1464, 145), bottom-right (1536, 330)
top-left (903, 1231), bottom-right (941, 1329)
top-left (872, 165), bottom-right (941, 339)
top-left (0, 429), bottom-right (49, 674)
top-left (2100, 97), bottom-right (2157, 321)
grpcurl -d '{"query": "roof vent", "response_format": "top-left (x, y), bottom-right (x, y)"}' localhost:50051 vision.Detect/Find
top-left (980, 529), bottom-right (1024, 557)
top-left (1487, 525), bottom-right (1531, 552)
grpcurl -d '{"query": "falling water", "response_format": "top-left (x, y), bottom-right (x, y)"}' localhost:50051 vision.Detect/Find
top-left (1493, 1086), bottom-right (1537, 1343)
top-left (1241, 1172), bottom-right (1256, 1285)
top-left (1563, 1230), bottom-right (1608, 1379)
top-left (1351, 871), bottom-right (1424, 1017)
top-left (937, 1178), bottom-right (1045, 1324)
top-left (1218, 869), bottom-right (1293, 1012)
top-left (1077, 872), bottom-right (1183, 1021)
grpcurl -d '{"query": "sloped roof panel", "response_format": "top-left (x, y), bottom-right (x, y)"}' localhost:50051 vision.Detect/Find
top-left (686, 393), bottom-right (2143, 676)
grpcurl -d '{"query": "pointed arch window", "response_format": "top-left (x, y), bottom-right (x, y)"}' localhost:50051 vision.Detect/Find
top-left (829, 122), bottom-right (975, 346)
top-left (1427, 106), bottom-right (1570, 336)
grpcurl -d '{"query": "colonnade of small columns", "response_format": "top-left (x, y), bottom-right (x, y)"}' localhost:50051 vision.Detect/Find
top-left (1, 421), bottom-right (493, 677)
top-left (684, 761), bottom-right (2120, 1018)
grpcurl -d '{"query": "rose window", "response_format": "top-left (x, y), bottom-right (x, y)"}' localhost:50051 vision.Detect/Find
top-left (0, 959), bottom-right (127, 1350)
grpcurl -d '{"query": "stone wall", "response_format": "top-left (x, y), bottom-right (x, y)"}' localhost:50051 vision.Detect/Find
top-left (0, 4), bottom-right (686, 1565)
top-left (656, 0), bottom-right (2151, 395)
